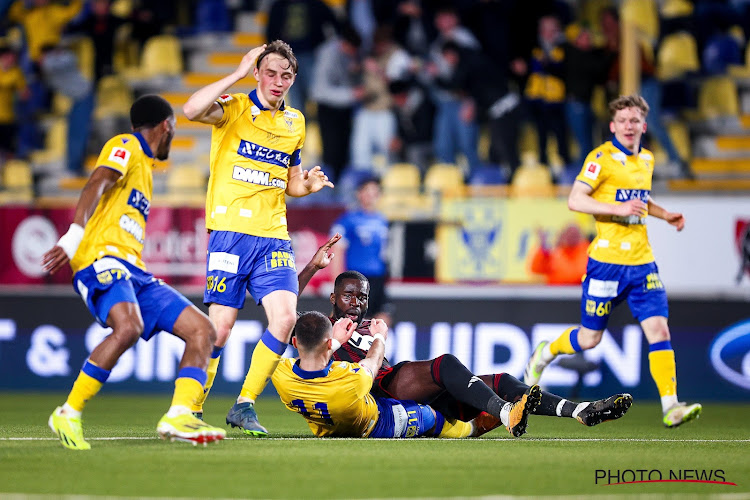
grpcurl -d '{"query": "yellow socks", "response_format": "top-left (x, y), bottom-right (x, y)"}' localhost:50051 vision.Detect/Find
top-left (438, 418), bottom-right (474, 438)
top-left (648, 341), bottom-right (678, 412)
top-left (239, 329), bottom-right (287, 401)
top-left (192, 347), bottom-right (223, 413)
top-left (549, 326), bottom-right (581, 355)
top-left (170, 367), bottom-right (208, 411)
top-left (66, 360), bottom-right (110, 413)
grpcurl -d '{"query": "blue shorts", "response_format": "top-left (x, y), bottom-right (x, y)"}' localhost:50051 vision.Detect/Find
top-left (369, 397), bottom-right (437, 438)
top-left (73, 257), bottom-right (192, 340)
top-left (204, 231), bottom-right (298, 309)
top-left (580, 258), bottom-right (669, 330)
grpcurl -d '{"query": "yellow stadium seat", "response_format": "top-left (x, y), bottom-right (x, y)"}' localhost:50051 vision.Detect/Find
top-left (698, 77), bottom-right (739, 119)
top-left (167, 165), bottom-right (206, 192)
top-left (510, 164), bottom-right (555, 197)
top-left (95, 75), bottom-right (134, 119)
top-left (622, 0), bottom-right (659, 43)
top-left (657, 32), bottom-right (700, 80)
top-left (661, 0), bottom-right (693, 18)
top-left (424, 163), bottom-right (465, 197)
top-left (2, 159), bottom-right (33, 190)
top-left (667, 121), bottom-right (691, 161)
top-left (30, 119), bottom-right (67, 165)
top-left (381, 162), bottom-right (421, 193)
top-left (142, 35), bottom-right (183, 77)
top-left (70, 36), bottom-right (95, 82)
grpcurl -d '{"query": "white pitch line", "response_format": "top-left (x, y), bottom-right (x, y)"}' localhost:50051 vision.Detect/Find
top-left (1, 437), bottom-right (749, 442)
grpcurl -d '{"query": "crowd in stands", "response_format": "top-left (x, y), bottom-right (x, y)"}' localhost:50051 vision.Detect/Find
top-left (1, 0), bottom-right (749, 198)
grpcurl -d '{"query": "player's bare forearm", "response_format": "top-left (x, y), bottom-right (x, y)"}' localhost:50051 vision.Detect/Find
top-left (297, 234), bottom-right (341, 293)
top-left (182, 74), bottom-right (239, 123)
top-left (648, 198), bottom-right (685, 231)
top-left (74, 167), bottom-right (121, 226)
top-left (286, 166), bottom-right (334, 197)
top-left (568, 182), bottom-right (617, 216)
top-left (647, 199), bottom-right (668, 220)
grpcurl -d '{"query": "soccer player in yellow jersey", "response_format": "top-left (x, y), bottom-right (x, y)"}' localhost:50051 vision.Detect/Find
top-left (274, 312), bottom-right (536, 438)
top-left (42, 95), bottom-right (226, 450)
top-left (523, 95), bottom-right (702, 428)
top-left (183, 41), bottom-right (333, 435)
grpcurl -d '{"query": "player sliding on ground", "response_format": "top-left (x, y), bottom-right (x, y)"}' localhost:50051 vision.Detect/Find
top-left (273, 311), bottom-right (539, 438)
top-left (42, 95), bottom-right (225, 450)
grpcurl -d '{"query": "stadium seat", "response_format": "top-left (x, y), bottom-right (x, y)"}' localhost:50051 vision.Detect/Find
top-left (123, 35), bottom-right (183, 81)
top-left (702, 34), bottom-right (743, 76)
top-left (70, 36), bottom-right (95, 82)
top-left (30, 119), bottom-right (67, 167)
top-left (622, 0), bottom-right (659, 43)
top-left (581, 0), bottom-right (615, 31)
top-left (657, 32), bottom-right (700, 80)
top-left (0, 159), bottom-right (34, 203)
top-left (424, 163), bottom-right (465, 198)
top-left (510, 164), bottom-right (555, 198)
top-left (94, 75), bottom-right (133, 120)
top-left (698, 77), bottom-right (739, 119)
top-left (660, 0), bottom-right (693, 18)
top-left (381, 163), bottom-right (421, 193)
top-left (667, 121), bottom-right (691, 161)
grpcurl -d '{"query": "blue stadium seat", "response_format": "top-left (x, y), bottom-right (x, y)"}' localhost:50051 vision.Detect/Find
top-left (469, 165), bottom-right (509, 186)
top-left (702, 34), bottom-right (743, 76)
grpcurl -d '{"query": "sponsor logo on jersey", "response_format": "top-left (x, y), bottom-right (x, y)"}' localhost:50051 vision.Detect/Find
top-left (283, 110), bottom-right (299, 119)
top-left (108, 146), bottom-right (131, 166)
top-left (710, 319), bottom-right (750, 390)
top-left (232, 165), bottom-right (287, 189)
top-left (119, 214), bottom-right (144, 243)
top-left (217, 94), bottom-right (233, 103)
top-left (615, 189), bottom-right (650, 202)
top-left (237, 139), bottom-right (291, 168)
top-left (127, 188), bottom-right (151, 221)
top-left (268, 250), bottom-right (295, 270)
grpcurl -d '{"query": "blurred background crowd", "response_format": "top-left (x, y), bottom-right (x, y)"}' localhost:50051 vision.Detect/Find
top-left (1, 0), bottom-right (750, 208)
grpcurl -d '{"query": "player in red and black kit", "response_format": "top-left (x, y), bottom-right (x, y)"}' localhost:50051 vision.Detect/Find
top-left (297, 238), bottom-right (633, 430)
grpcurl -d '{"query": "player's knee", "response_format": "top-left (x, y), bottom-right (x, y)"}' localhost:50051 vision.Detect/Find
top-left (650, 324), bottom-right (671, 342)
top-left (271, 310), bottom-right (297, 338)
top-left (193, 318), bottom-right (217, 352)
top-left (113, 317), bottom-right (144, 347)
top-left (578, 330), bottom-right (603, 350)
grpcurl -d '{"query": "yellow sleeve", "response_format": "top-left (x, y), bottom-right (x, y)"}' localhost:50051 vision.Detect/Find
top-left (575, 149), bottom-right (608, 191)
top-left (214, 93), bottom-right (246, 128)
top-left (95, 135), bottom-right (137, 176)
top-left (57, 0), bottom-right (83, 22)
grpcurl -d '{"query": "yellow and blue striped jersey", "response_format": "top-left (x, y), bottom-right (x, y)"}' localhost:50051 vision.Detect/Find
top-left (205, 90), bottom-right (305, 240)
top-left (71, 133), bottom-right (154, 273)
top-left (272, 358), bottom-right (379, 437)
top-left (575, 138), bottom-right (655, 265)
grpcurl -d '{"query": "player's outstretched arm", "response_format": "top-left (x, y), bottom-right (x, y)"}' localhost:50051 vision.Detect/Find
top-left (297, 233), bottom-right (341, 294)
top-left (183, 44), bottom-right (267, 124)
top-left (286, 166), bottom-right (334, 197)
top-left (41, 167), bottom-right (122, 274)
top-left (569, 181), bottom-right (647, 218)
top-left (359, 319), bottom-right (388, 378)
top-left (647, 197), bottom-right (685, 231)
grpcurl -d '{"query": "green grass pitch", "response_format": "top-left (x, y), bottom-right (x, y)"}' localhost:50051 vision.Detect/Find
top-left (0, 392), bottom-right (748, 499)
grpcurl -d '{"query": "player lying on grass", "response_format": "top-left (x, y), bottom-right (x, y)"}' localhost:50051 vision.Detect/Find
top-left (294, 238), bottom-right (632, 432)
top-left (42, 95), bottom-right (225, 450)
top-left (272, 311), bottom-right (540, 438)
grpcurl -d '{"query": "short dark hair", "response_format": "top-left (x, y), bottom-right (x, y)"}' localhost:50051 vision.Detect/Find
top-left (294, 311), bottom-right (332, 350)
top-left (130, 94), bottom-right (173, 130)
top-left (256, 40), bottom-right (298, 74)
top-left (334, 271), bottom-right (368, 293)
top-left (357, 175), bottom-right (380, 191)
top-left (340, 23), bottom-right (362, 48)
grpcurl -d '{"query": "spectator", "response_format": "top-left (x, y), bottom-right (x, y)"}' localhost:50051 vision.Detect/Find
top-left (266, 0), bottom-right (340, 112)
top-left (349, 26), bottom-right (410, 171)
top-left (529, 224), bottom-right (590, 285)
top-left (310, 24), bottom-right (363, 179)
top-left (0, 46), bottom-right (29, 161)
top-left (600, 7), bottom-right (692, 178)
top-left (524, 14), bottom-right (570, 169)
top-left (389, 78), bottom-right (435, 172)
top-left (428, 6), bottom-right (482, 171)
top-left (7, 0), bottom-right (83, 63)
top-left (391, 0), bottom-right (436, 57)
top-left (39, 43), bottom-right (94, 175)
top-left (440, 41), bottom-right (521, 176)
top-left (330, 176), bottom-right (392, 324)
top-left (564, 24), bottom-right (613, 168)
top-left (69, 0), bottom-right (127, 81)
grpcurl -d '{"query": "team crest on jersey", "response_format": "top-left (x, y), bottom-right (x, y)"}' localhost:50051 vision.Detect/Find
top-left (217, 94), bottom-right (233, 103)
top-left (584, 162), bottom-right (601, 180)
top-left (284, 116), bottom-right (294, 132)
top-left (108, 147), bottom-right (130, 166)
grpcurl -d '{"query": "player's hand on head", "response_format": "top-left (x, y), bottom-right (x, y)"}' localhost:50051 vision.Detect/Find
top-left (333, 317), bottom-right (357, 344)
top-left (368, 318), bottom-right (388, 339)
top-left (666, 212), bottom-right (685, 231)
top-left (311, 233), bottom-right (341, 269)
top-left (303, 166), bottom-right (334, 192)
top-left (235, 44), bottom-right (267, 79)
top-left (614, 199), bottom-right (647, 217)
top-left (41, 245), bottom-right (69, 275)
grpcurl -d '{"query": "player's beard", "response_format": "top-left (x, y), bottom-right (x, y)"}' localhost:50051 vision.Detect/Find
top-left (333, 303), bottom-right (365, 324)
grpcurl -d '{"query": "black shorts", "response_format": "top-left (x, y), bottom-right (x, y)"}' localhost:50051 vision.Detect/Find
top-left (372, 360), bottom-right (409, 399)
